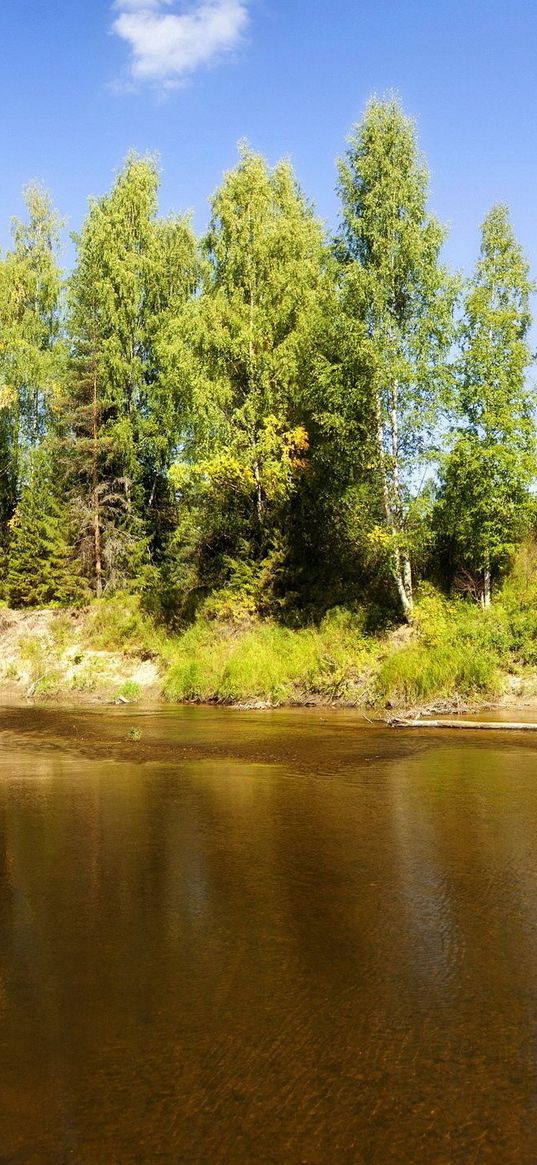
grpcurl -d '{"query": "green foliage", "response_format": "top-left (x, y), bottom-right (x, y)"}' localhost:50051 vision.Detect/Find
top-left (376, 589), bottom-right (502, 704)
top-left (164, 608), bottom-right (375, 705)
top-left (435, 205), bottom-right (535, 601)
top-left (0, 185), bottom-right (63, 540)
top-left (375, 575), bottom-right (537, 706)
top-left (7, 449), bottom-right (86, 607)
top-left (69, 656), bottom-right (108, 693)
top-left (163, 145), bottom-right (327, 614)
top-left (0, 184), bottom-right (63, 435)
top-left (118, 680), bottom-right (142, 703)
top-left (16, 632), bottom-right (54, 690)
top-left (32, 671), bottom-right (62, 699)
top-left (63, 154), bottom-right (198, 595)
top-left (336, 98), bottom-right (458, 616)
top-left (0, 101), bottom-right (535, 702)
top-left (84, 593), bottom-right (161, 654)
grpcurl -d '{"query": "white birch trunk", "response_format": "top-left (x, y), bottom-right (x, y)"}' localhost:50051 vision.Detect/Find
top-left (376, 387), bottom-right (414, 621)
top-left (482, 553), bottom-right (491, 609)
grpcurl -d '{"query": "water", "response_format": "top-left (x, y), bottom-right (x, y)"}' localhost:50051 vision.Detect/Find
top-left (1, 705), bottom-right (537, 1163)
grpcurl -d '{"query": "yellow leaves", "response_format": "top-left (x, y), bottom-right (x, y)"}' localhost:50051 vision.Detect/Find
top-left (0, 384), bottom-right (16, 410)
top-left (168, 462), bottom-right (192, 492)
top-left (250, 416), bottom-right (310, 504)
top-left (169, 417), bottom-right (311, 509)
top-left (367, 524), bottom-right (397, 550)
top-left (169, 453), bottom-right (254, 499)
top-left (256, 416), bottom-right (309, 461)
top-left (286, 423), bottom-right (310, 470)
top-left (199, 452), bottom-right (255, 495)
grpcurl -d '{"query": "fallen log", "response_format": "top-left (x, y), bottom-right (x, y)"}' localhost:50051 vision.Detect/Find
top-left (391, 718), bottom-right (537, 731)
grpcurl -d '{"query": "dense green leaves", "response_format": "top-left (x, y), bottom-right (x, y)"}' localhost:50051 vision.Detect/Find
top-left (62, 154), bottom-right (198, 596)
top-left (0, 185), bottom-right (63, 541)
top-left (337, 99), bottom-right (458, 617)
top-left (436, 205), bottom-right (535, 604)
top-left (7, 448), bottom-right (85, 607)
top-left (163, 146), bottom-right (327, 616)
top-left (0, 101), bottom-right (534, 618)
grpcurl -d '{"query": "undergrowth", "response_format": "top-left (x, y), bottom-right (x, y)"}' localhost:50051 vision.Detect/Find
top-left (4, 549), bottom-right (537, 708)
top-left (375, 572), bottom-right (537, 706)
top-left (164, 608), bottom-right (375, 705)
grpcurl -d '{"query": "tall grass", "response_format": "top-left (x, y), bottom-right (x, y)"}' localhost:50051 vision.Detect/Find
top-left (375, 642), bottom-right (501, 705)
top-left (84, 593), bottom-right (163, 656)
top-left (164, 608), bottom-right (375, 704)
top-left (375, 587), bottom-right (508, 706)
top-left (90, 574), bottom-right (537, 708)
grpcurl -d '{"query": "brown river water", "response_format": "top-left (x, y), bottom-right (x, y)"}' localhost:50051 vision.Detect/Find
top-left (1, 705), bottom-right (537, 1163)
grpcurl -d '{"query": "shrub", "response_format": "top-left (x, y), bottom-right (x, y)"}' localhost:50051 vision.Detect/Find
top-left (117, 680), bottom-right (142, 703)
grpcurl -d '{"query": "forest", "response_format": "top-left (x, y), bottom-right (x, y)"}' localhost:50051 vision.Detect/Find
top-left (1, 97), bottom-right (536, 706)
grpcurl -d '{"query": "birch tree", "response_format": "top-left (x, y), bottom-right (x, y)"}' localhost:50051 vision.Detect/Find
top-left (165, 146), bottom-right (326, 610)
top-left (436, 205), bottom-right (535, 606)
top-left (337, 98), bottom-right (456, 618)
top-left (0, 185), bottom-right (62, 542)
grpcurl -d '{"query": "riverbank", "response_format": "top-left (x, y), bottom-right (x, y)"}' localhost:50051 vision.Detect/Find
top-left (1, 583), bottom-right (537, 714)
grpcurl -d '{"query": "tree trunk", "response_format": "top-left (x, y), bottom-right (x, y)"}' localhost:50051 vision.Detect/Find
top-left (392, 546), bottom-right (413, 619)
top-left (482, 553), bottom-right (491, 609)
top-left (92, 365), bottom-right (103, 599)
top-left (94, 507), bottom-right (102, 599)
top-left (376, 388), bottom-right (414, 621)
top-left (253, 458), bottom-right (263, 525)
top-left (401, 549), bottom-right (414, 615)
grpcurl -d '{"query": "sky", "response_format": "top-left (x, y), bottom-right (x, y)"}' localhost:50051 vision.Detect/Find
top-left (1, 0), bottom-right (537, 279)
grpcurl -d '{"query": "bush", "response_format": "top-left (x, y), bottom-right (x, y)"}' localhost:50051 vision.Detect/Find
top-left (117, 680), bottom-right (142, 703)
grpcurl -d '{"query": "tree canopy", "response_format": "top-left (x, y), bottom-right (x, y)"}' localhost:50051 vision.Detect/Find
top-left (0, 102), bottom-right (534, 618)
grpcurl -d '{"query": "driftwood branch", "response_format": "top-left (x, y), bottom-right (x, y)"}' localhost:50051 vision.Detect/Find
top-left (391, 718), bottom-right (537, 731)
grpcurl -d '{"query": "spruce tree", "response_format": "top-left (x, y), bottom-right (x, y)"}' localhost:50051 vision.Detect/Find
top-left (7, 449), bottom-right (85, 608)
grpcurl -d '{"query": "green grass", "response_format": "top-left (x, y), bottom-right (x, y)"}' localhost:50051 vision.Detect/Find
top-left (374, 583), bottom-right (527, 707)
top-left (33, 671), bottom-right (62, 698)
top-left (117, 680), bottom-right (142, 703)
top-left (375, 641), bottom-right (501, 705)
top-left (141, 571), bottom-right (537, 708)
top-left (7, 551), bottom-right (537, 709)
top-left (164, 608), bottom-right (376, 705)
top-left (84, 593), bottom-right (162, 656)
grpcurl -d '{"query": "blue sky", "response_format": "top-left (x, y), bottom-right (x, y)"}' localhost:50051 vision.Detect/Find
top-left (1, 0), bottom-right (536, 278)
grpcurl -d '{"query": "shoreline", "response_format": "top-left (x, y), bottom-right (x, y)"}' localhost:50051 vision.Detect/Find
top-left (1, 600), bottom-right (537, 721)
top-left (1, 679), bottom-right (537, 724)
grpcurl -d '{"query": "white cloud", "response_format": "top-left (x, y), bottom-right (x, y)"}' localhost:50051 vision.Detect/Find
top-left (112, 0), bottom-right (251, 89)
